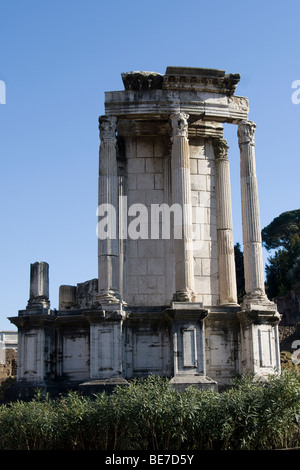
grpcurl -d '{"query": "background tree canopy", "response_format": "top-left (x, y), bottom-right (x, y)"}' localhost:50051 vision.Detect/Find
top-left (261, 209), bottom-right (300, 299)
top-left (234, 242), bottom-right (245, 303)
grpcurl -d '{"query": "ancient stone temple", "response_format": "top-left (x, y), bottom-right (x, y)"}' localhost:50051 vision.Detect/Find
top-left (9, 66), bottom-right (281, 398)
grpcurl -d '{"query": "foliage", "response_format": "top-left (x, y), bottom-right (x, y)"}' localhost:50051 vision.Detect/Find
top-left (262, 209), bottom-right (300, 298)
top-left (0, 376), bottom-right (16, 402)
top-left (234, 242), bottom-right (245, 303)
top-left (0, 372), bottom-right (299, 450)
top-left (262, 209), bottom-right (300, 252)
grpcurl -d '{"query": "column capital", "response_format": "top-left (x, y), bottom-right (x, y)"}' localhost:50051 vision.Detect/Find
top-left (99, 115), bottom-right (117, 140)
top-left (170, 112), bottom-right (189, 138)
top-left (237, 120), bottom-right (256, 146)
top-left (212, 138), bottom-right (229, 161)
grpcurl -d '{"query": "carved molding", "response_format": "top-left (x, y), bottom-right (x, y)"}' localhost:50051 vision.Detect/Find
top-left (163, 67), bottom-right (240, 96)
top-left (121, 71), bottom-right (164, 90)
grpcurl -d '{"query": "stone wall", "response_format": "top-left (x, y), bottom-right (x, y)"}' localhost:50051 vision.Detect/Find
top-left (0, 349), bottom-right (17, 383)
top-left (123, 133), bottom-right (220, 308)
top-left (190, 137), bottom-right (219, 306)
top-left (124, 135), bottom-right (173, 306)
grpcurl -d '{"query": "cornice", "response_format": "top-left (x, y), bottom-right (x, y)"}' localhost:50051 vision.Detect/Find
top-left (104, 89), bottom-right (248, 124)
top-left (104, 67), bottom-right (248, 123)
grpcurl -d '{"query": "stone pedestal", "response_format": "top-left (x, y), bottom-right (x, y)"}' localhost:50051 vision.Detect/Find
top-left (205, 306), bottom-right (240, 386)
top-left (88, 308), bottom-right (129, 380)
top-left (167, 302), bottom-right (216, 390)
top-left (238, 307), bottom-right (281, 378)
top-left (59, 285), bottom-right (77, 309)
top-left (11, 315), bottom-right (55, 383)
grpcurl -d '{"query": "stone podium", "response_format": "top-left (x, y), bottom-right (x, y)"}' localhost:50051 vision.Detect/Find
top-left (9, 66), bottom-right (281, 398)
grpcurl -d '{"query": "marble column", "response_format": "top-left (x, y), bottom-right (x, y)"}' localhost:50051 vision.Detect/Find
top-left (97, 115), bottom-right (120, 304)
top-left (170, 112), bottom-right (195, 302)
top-left (213, 139), bottom-right (238, 305)
top-left (238, 120), bottom-right (266, 303)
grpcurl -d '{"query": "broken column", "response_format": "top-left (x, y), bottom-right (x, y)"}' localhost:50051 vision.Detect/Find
top-left (27, 261), bottom-right (50, 311)
top-left (59, 285), bottom-right (77, 310)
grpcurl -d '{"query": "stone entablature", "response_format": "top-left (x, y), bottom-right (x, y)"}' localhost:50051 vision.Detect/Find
top-left (8, 66), bottom-right (281, 397)
top-left (121, 67), bottom-right (240, 95)
top-left (106, 67), bottom-right (248, 124)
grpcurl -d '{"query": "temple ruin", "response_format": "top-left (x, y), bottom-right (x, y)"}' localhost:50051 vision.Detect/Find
top-left (9, 66), bottom-right (281, 397)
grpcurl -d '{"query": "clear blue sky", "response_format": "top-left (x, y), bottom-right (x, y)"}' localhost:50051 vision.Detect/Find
top-left (0, 0), bottom-right (299, 330)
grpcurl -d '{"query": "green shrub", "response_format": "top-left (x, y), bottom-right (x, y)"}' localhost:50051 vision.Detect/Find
top-left (0, 371), bottom-right (299, 450)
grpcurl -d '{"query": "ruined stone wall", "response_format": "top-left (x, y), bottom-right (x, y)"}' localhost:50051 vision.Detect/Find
top-left (0, 349), bottom-right (17, 383)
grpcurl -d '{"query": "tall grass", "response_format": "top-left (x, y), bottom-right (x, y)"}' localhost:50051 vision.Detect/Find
top-left (0, 370), bottom-right (299, 450)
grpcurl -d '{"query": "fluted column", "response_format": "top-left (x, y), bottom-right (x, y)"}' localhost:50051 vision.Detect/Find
top-left (97, 115), bottom-right (120, 304)
top-left (238, 120), bottom-right (266, 302)
top-left (213, 139), bottom-right (238, 305)
top-left (170, 112), bottom-right (195, 302)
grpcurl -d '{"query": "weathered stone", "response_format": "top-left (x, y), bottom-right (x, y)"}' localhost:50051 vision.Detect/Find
top-left (8, 66), bottom-right (281, 398)
top-left (27, 262), bottom-right (50, 311)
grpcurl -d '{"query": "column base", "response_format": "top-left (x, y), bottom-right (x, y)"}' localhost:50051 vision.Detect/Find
top-left (96, 289), bottom-right (122, 305)
top-left (169, 374), bottom-right (217, 391)
top-left (241, 291), bottom-right (281, 322)
top-left (26, 297), bottom-right (50, 311)
top-left (78, 378), bottom-right (129, 396)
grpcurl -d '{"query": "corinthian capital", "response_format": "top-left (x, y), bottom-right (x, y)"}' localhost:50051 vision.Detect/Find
top-left (212, 138), bottom-right (229, 160)
top-left (170, 112), bottom-right (189, 138)
top-left (99, 115), bottom-right (117, 140)
top-left (237, 120), bottom-right (256, 146)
